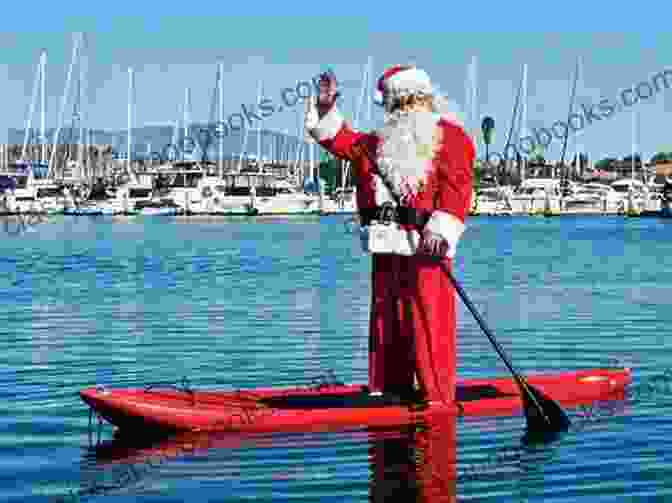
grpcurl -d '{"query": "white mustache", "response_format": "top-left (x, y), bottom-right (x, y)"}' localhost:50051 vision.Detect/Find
top-left (378, 111), bottom-right (438, 163)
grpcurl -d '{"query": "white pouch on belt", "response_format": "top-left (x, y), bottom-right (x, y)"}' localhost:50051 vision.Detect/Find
top-left (362, 220), bottom-right (421, 256)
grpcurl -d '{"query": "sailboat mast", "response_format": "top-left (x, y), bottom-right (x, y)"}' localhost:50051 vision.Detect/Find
top-left (257, 81), bottom-right (263, 168)
top-left (292, 104), bottom-right (304, 181)
top-left (472, 56), bottom-right (478, 143)
top-left (502, 65), bottom-right (524, 185)
top-left (77, 46), bottom-right (83, 175)
top-left (218, 62), bottom-right (224, 177)
top-left (560, 58), bottom-right (579, 182)
top-left (466, 55), bottom-right (479, 144)
top-left (170, 118), bottom-right (178, 162)
top-left (354, 59), bottom-right (368, 131)
top-left (80, 34), bottom-right (89, 180)
top-left (632, 107), bottom-right (637, 181)
top-left (574, 57), bottom-right (583, 181)
top-left (309, 136), bottom-right (314, 180)
top-left (521, 63), bottom-right (527, 183)
top-left (127, 67), bottom-right (133, 177)
top-left (22, 53), bottom-right (41, 161)
top-left (465, 59), bottom-right (471, 139)
top-left (184, 87), bottom-right (191, 161)
top-left (366, 56), bottom-right (373, 128)
top-left (302, 97), bottom-right (314, 183)
top-left (49, 32), bottom-right (81, 178)
top-left (40, 50), bottom-right (47, 164)
top-left (236, 79), bottom-right (261, 174)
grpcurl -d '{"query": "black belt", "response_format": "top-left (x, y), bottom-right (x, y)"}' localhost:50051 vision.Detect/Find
top-left (359, 204), bottom-right (430, 227)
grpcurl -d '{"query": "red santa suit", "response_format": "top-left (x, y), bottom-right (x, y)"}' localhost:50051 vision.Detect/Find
top-left (306, 66), bottom-right (474, 404)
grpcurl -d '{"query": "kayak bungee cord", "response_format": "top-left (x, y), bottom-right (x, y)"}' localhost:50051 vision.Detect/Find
top-left (352, 138), bottom-right (571, 439)
top-left (86, 371), bottom-right (350, 432)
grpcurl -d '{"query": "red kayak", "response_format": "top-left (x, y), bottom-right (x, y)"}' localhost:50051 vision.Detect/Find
top-left (80, 368), bottom-right (631, 434)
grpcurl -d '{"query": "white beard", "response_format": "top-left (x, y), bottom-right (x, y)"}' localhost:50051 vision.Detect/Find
top-left (375, 110), bottom-right (439, 205)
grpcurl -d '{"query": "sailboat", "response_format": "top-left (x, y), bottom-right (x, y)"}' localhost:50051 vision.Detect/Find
top-left (192, 76), bottom-right (262, 216)
top-left (5, 46), bottom-right (75, 215)
top-left (97, 67), bottom-right (177, 216)
top-left (235, 80), bottom-right (320, 216)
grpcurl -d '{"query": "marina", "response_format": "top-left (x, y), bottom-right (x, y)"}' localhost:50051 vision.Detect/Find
top-left (3, 40), bottom-right (669, 221)
top-left (1, 145), bottom-right (669, 218)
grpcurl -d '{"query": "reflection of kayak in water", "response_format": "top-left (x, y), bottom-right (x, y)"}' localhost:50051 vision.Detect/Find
top-left (80, 368), bottom-right (630, 434)
top-left (85, 417), bottom-right (551, 503)
top-left (88, 426), bottom-right (410, 467)
top-left (84, 424), bottom-right (460, 502)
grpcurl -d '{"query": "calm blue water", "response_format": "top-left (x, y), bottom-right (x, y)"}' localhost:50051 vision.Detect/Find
top-left (1, 213), bottom-right (672, 502)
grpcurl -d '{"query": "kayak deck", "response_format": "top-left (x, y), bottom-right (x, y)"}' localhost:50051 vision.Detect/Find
top-left (80, 368), bottom-right (631, 434)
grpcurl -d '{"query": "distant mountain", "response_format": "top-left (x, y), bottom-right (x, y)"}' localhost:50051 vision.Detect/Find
top-left (8, 124), bottom-right (306, 162)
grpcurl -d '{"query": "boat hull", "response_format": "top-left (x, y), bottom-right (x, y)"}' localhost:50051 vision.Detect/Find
top-left (636, 208), bottom-right (672, 218)
top-left (80, 368), bottom-right (630, 434)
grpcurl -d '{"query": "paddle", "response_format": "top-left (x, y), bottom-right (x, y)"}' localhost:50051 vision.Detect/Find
top-left (352, 139), bottom-right (571, 439)
top-left (441, 265), bottom-right (571, 440)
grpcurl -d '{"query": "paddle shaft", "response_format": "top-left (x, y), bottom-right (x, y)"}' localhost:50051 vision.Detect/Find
top-left (438, 262), bottom-right (543, 404)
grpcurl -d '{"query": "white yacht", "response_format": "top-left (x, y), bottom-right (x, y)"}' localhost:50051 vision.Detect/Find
top-left (508, 178), bottom-right (578, 213)
top-left (183, 171), bottom-right (321, 216)
top-left (252, 179), bottom-right (321, 215)
top-left (0, 162), bottom-right (72, 214)
top-left (154, 161), bottom-right (207, 213)
top-left (473, 186), bottom-right (515, 214)
top-left (610, 179), bottom-right (649, 212)
top-left (321, 187), bottom-right (357, 215)
top-left (180, 175), bottom-right (252, 215)
top-left (98, 183), bottom-right (177, 216)
top-left (153, 164), bottom-right (254, 215)
top-left (563, 182), bottom-right (619, 212)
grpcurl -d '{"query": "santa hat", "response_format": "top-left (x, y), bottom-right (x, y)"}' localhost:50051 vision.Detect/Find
top-left (374, 65), bottom-right (433, 105)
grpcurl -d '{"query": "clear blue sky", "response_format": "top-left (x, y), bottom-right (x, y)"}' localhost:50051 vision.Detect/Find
top-left (1, 3), bottom-right (671, 162)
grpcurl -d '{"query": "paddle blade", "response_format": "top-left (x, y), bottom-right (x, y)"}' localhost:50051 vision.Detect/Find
top-left (521, 384), bottom-right (571, 442)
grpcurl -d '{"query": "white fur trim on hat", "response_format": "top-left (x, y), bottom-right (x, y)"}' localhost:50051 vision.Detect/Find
top-left (424, 210), bottom-right (465, 258)
top-left (384, 68), bottom-right (433, 96)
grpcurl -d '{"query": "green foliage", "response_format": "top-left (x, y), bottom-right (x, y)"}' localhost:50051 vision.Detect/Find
top-left (481, 117), bottom-right (495, 145)
top-left (473, 160), bottom-right (482, 189)
top-left (595, 157), bottom-right (617, 170)
top-left (318, 158), bottom-right (339, 194)
top-left (651, 152), bottom-right (672, 164)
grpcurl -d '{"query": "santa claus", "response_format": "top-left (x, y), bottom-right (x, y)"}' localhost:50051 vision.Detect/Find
top-left (305, 65), bottom-right (475, 405)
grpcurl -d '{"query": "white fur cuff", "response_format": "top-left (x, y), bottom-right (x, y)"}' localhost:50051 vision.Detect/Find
top-left (425, 211), bottom-right (465, 258)
top-left (305, 103), bottom-right (344, 142)
top-left (359, 224), bottom-right (422, 256)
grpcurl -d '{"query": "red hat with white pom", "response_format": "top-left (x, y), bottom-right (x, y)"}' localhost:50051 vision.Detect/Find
top-left (374, 65), bottom-right (433, 106)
